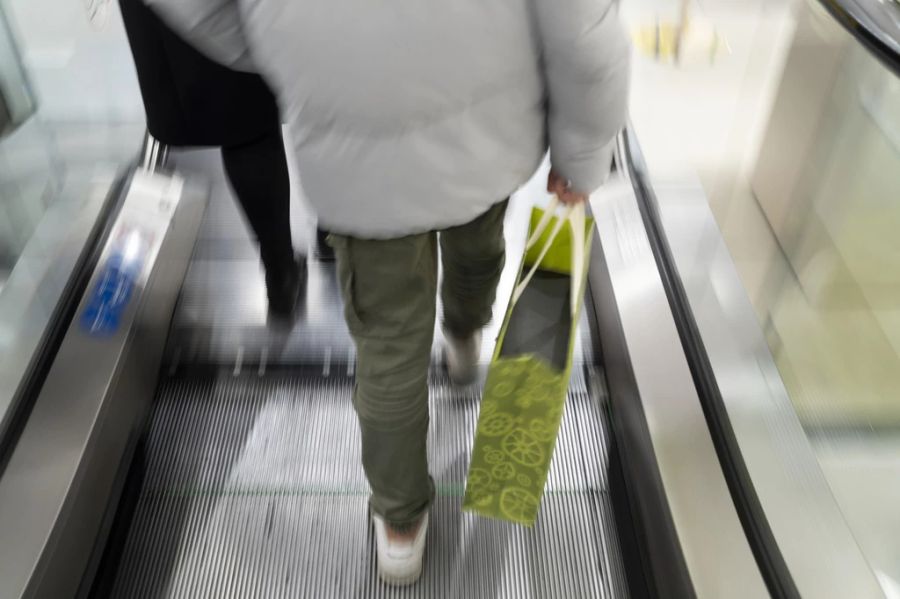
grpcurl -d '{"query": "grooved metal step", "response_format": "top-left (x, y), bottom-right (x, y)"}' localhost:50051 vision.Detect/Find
top-left (108, 369), bottom-right (626, 598)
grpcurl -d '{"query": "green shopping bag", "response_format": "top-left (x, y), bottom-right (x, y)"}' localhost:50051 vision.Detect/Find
top-left (463, 198), bottom-right (593, 525)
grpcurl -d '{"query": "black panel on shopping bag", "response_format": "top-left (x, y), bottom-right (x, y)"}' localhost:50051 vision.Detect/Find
top-left (499, 270), bottom-right (572, 371)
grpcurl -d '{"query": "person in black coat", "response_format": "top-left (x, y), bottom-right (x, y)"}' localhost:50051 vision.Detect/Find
top-left (118, 0), bottom-right (309, 318)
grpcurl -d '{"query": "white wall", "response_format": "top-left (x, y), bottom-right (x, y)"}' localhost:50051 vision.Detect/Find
top-left (3, 0), bottom-right (143, 122)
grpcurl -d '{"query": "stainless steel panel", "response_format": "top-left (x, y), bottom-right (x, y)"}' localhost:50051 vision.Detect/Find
top-left (0, 170), bottom-right (207, 599)
top-left (588, 178), bottom-right (770, 598)
top-left (108, 369), bottom-right (626, 598)
top-left (140, 135), bottom-right (169, 173)
top-left (655, 180), bottom-right (883, 598)
top-left (0, 170), bottom-right (117, 441)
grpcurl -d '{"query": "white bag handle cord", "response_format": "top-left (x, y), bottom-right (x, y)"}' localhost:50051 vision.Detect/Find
top-left (511, 198), bottom-right (587, 317)
top-left (568, 202), bottom-right (586, 316)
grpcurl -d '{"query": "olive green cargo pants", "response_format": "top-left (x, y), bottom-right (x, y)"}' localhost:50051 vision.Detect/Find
top-left (330, 200), bottom-right (508, 526)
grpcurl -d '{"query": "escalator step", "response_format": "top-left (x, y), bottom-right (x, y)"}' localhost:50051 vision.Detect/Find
top-left (107, 369), bottom-right (626, 598)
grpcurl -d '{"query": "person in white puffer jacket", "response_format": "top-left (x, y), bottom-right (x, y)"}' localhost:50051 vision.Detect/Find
top-left (144, 0), bottom-right (630, 584)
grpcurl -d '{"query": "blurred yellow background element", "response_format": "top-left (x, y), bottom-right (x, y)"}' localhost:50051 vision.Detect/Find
top-left (631, 0), bottom-right (726, 66)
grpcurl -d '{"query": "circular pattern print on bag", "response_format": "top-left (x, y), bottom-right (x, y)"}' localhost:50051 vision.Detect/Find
top-left (501, 429), bottom-right (545, 467)
top-left (499, 487), bottom-right (540, 522)
top-left (491, 462), bottom-right (516, 481)
top-left (481, 412), bottom-right (515, 437)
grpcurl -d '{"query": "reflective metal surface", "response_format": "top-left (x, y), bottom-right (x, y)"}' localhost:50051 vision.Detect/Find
top-left (588, 178), bottom-right (769, 598)
top-left (625, 0), bottom-right (900, 591)
top-left (818, 0), bottom-right (900, 74)
top-left (0, 170), bottom-right (206, 599)
top-left (655, 179), bottom-right (884, 598)
top-left (107, 368), bottom-right (625, 598)
top-left (141, 133), bottom-right (169, 173)
top-left (0, 170), bottom-right (117, 443)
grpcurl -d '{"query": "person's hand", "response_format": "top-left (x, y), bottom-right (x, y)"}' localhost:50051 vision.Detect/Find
top-left (547, 169), bottom-right (588, 205)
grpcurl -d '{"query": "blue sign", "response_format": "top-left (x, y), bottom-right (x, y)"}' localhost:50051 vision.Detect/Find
top-left (80, 249), bottom-right (143, 337)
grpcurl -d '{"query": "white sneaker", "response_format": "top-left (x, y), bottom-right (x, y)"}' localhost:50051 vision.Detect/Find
top-left (444, 329), bottom-right (481, 385)
top-left (372, 512), bottom-right (429, 585)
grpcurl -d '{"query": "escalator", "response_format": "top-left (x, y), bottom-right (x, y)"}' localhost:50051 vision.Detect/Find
top-left (0, 124), bottom-right (773, 598)
top-left (101, 367), bottom-right (622, 597)
top-left (90, 148), bottom-right (627, 597)
top-left (2, 0), bottom-right (898, 595)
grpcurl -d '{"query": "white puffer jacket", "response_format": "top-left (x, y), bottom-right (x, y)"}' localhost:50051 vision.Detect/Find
top-left (144, 0), bottom-right (631, 238)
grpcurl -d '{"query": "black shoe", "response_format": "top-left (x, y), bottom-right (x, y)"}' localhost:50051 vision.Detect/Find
top-left (265, 257), bottom-right (307, 320)
top-left (315, 228), bottom-right (335, 262)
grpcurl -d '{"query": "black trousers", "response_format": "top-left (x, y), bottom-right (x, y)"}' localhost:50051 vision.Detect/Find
top-left (120, 0), bottom-right (293, 269)
top-left (221, 129), bottom-right (294, 270)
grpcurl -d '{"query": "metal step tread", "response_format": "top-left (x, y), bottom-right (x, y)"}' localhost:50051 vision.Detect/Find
top-left (108, 369), bottom-right (626, 598)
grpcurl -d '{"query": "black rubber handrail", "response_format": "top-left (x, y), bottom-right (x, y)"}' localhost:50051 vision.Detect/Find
top-left (0, 168), bottom-right (133, 477)
top-left (819, 0), bottom-right (900, 76)
top-left (620, 125), bottom-right (801, 599)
